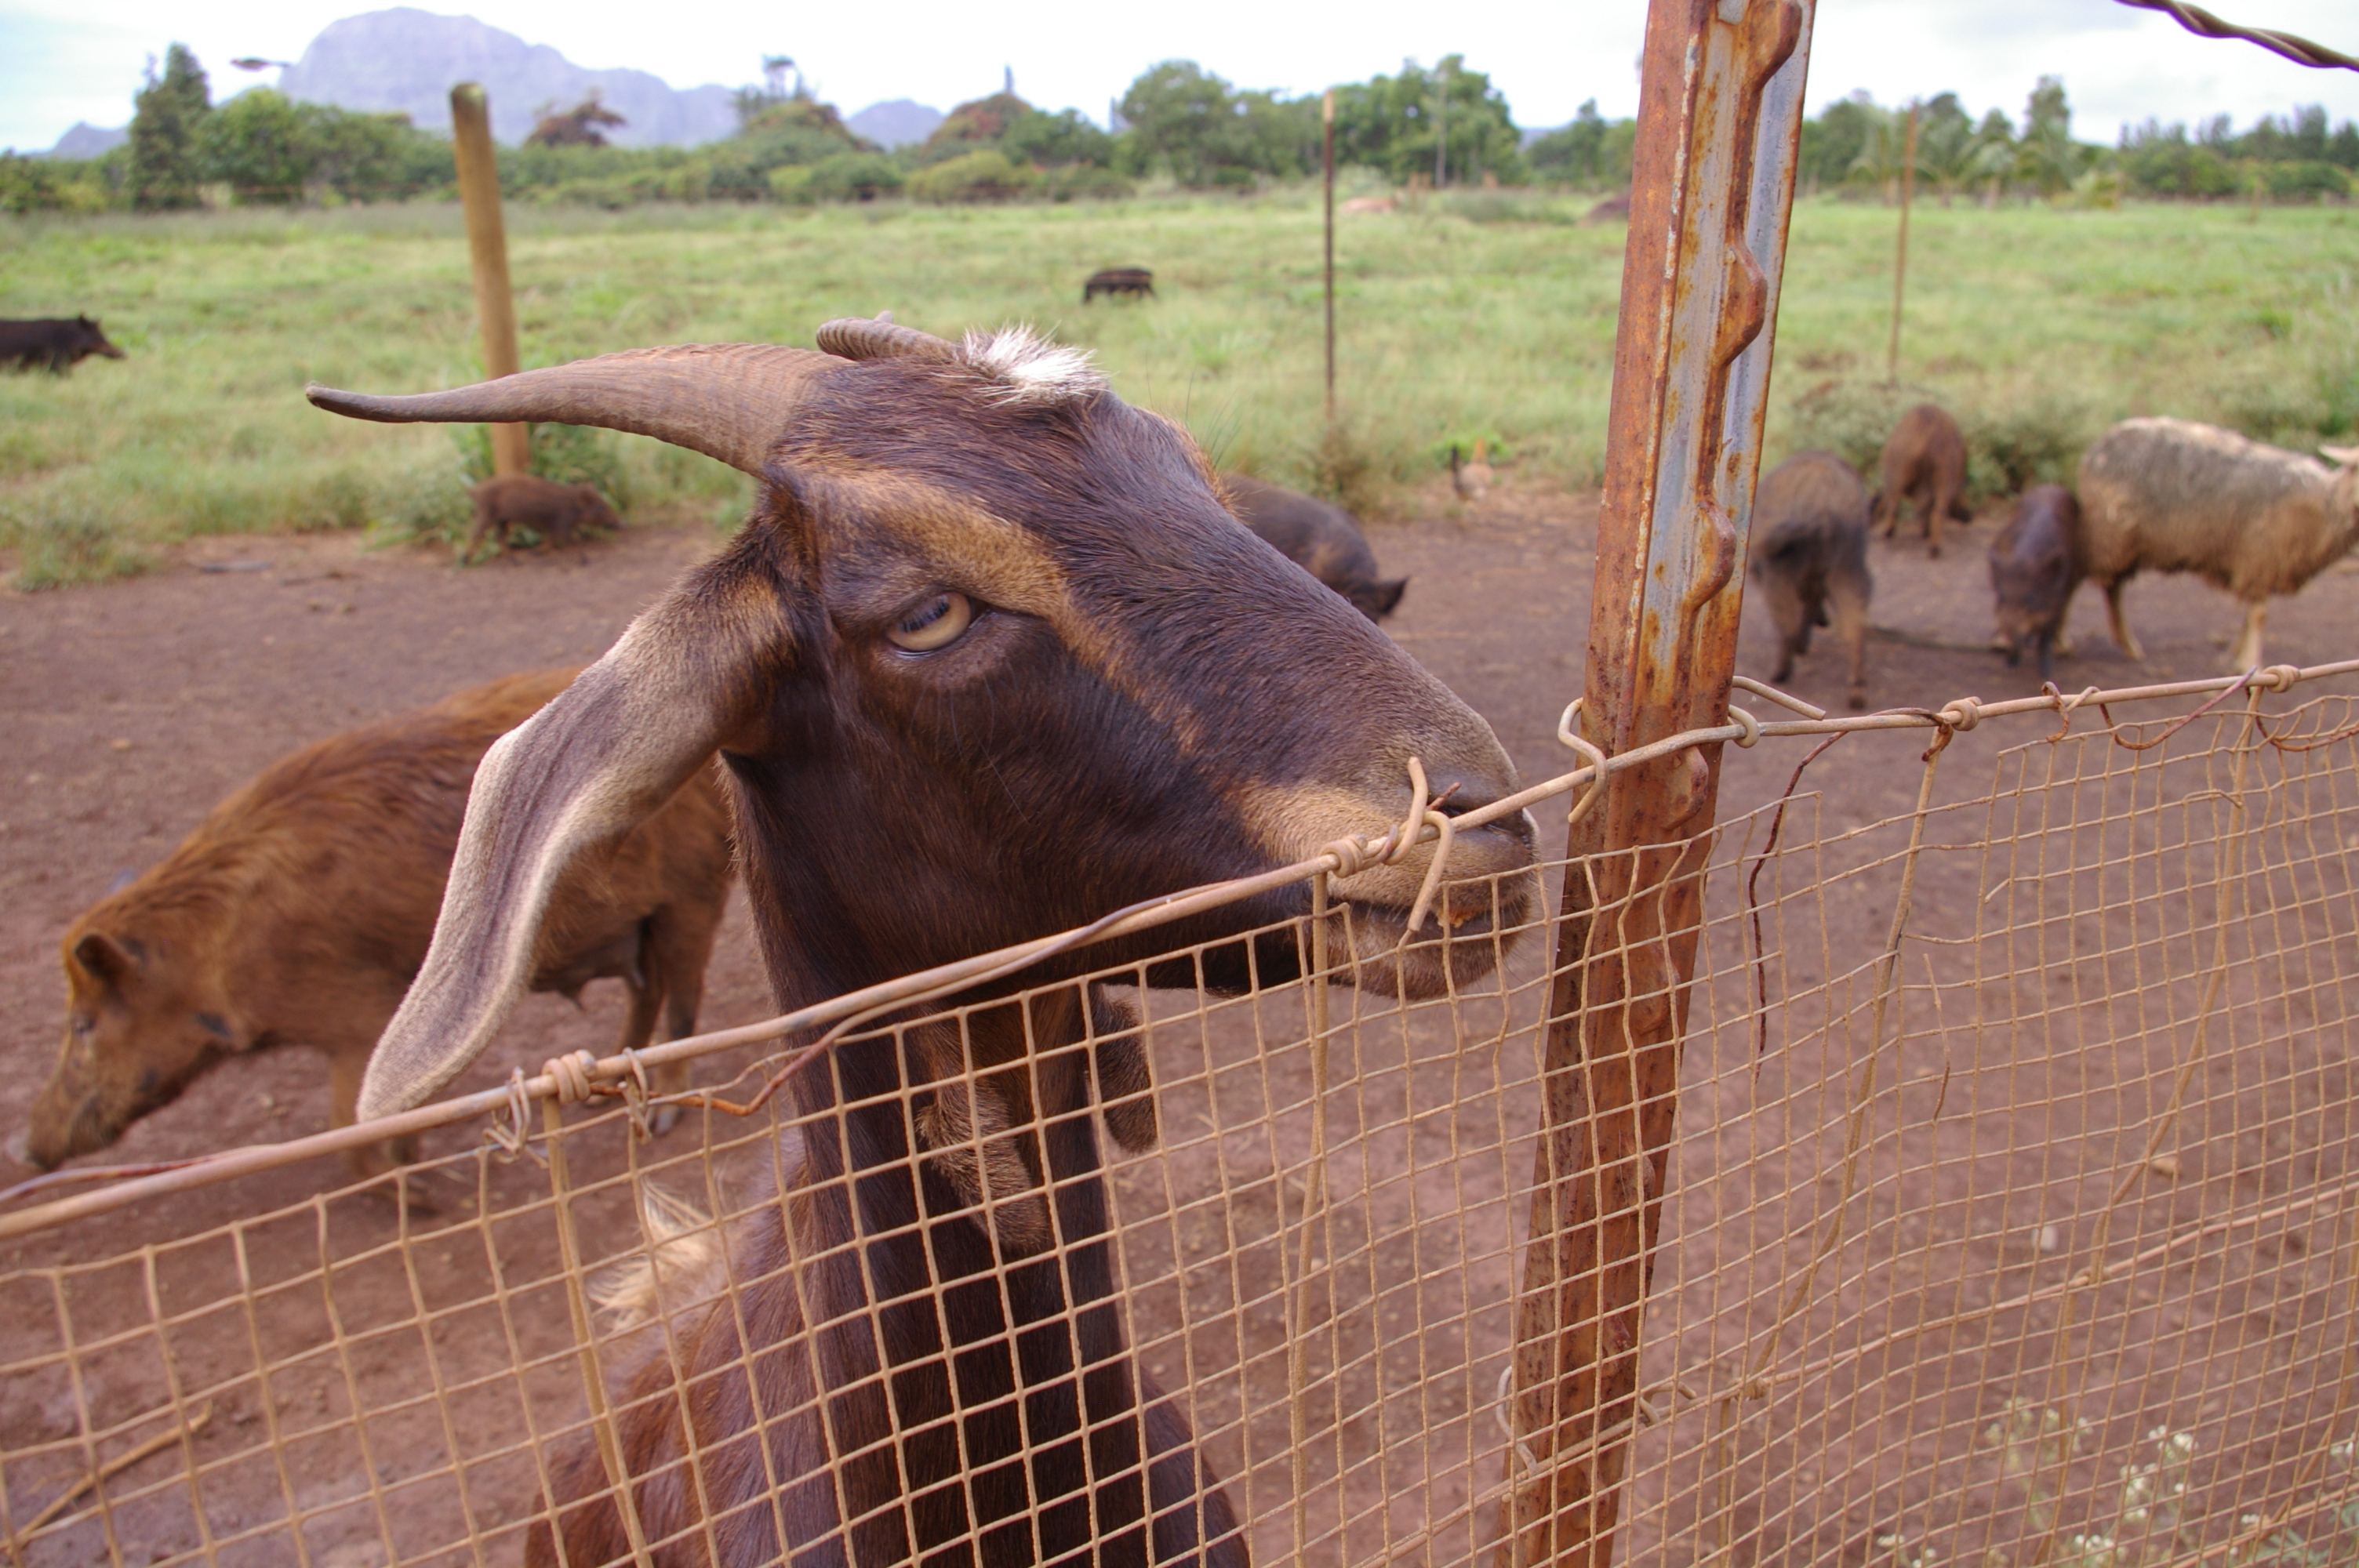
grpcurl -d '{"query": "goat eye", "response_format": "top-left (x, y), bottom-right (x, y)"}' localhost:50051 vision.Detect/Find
top-left (888, 592), bottom-right (973, 653)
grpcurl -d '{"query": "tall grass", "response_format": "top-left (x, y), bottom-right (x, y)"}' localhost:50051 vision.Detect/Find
top-left (2, 192), bottom-right (2351, 586)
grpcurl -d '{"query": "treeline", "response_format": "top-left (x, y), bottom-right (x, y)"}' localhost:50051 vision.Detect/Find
top-left (1801, 79), bottom-right (2357, 205)
top-left (2, 45), bottom-right (1572, 213)
top-left (9, 44), bottom-right (2353, 216)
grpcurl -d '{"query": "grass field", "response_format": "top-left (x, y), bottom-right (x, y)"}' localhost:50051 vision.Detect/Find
top-left (1, 191), bottom-right (2352, 586)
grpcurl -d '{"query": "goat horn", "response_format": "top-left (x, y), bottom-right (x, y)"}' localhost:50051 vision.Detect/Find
top-left (306, 343), bottom-right (841, 477)
top-left (815, 316), bottom-right (959, 364)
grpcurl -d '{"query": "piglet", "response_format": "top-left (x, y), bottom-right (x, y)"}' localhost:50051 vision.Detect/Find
top-left (468, 475), bottom-right (621, 557)
top-left (1749, 449), bottom-right (1874, 710)
top-left (1988, 483), bottom-right (2085, 680)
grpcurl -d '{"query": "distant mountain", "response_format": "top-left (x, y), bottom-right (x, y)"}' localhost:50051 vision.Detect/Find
top-left (847, 100), bottom-right (943, 150)
top-left (42, 122), bottom-right (129, 160)
top-left (276, 9), bottom-right (740, 147)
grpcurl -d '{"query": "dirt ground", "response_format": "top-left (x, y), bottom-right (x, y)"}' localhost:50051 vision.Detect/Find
top-left (6, 480), bottom-right (2359, 1565)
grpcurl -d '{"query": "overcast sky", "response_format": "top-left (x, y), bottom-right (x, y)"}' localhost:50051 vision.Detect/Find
top-left (4, 0), bottom-right (2355, 153)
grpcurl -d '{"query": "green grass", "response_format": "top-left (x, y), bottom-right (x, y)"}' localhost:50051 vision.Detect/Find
top-left (1, 192), bottom-right (2353, 586)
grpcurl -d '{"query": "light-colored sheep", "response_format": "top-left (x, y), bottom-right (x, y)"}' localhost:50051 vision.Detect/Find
top-left (2077, 417), bottom-right (2359, 670)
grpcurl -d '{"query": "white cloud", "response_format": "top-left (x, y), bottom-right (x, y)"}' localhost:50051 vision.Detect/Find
top-left (2, 0), bottom-right (2353, 153)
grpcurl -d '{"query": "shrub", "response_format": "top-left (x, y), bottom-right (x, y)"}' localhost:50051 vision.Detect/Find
top-left (1041, 165), bottom-right (1134, 201)
top-left (805, 152), bottom-right (904, 201)
top-left (907, 150), bottom-right (1039, 203)
top-left (8, 505), bottom-right (149, 591)
top-left (2268, 160), bottom-right (2351, 201)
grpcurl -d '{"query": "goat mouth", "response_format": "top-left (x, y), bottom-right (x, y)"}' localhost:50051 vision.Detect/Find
top-left (1326, 882), bottom-right (1533, 1000)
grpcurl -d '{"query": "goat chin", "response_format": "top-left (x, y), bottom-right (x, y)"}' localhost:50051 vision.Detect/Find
top-left (1336, 880), bottom-right (1539, 999)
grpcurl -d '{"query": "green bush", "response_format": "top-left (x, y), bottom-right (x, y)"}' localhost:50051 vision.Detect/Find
top-left (907, 150), bottom-right (1040, 203)
top-left (2268, 160), bottom-right (2351, 201)
top-left (1041, 165), bottom-right (1134, 201)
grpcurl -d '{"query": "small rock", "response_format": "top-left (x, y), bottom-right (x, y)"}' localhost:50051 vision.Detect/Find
top-left (2037, 1223), bottom-right (2062, 1254)
top-left (109, 739), bottom-right (133, 752)
top-left (2150, 1153), bottom-right (2180, 1178)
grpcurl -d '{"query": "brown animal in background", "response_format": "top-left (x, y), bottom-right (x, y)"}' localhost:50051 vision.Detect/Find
top-left (1749, 449), bottom-right (1874, 709)
top-left (2077, 417), bottom-right (2359, 670)
top-left (20, 669), bottom-right (732, 1182)
top-left (1988, 485), bottom-right (2085, 680)
top-left (468, 474), bottom-right (622, 557)
top-left (1449, 438), bottom-right (1494, 501)
top-left (1082, 266), bottom-right (1155, 302)
top-left (1873, 403), bottom-right (1970, 556)
top-left (0, 314), bottom-right (125, 373)
top-left (1221, 472), bottom-right (1408, 619)
top-left (311, 317), bottom-right (1536, 1567)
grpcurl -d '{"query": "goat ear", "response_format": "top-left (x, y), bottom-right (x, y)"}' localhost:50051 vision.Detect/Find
top-left (1374, 578), bottom-right (1408, 617)
top-left (356, 559), bottom-right (786, 1120)
top-left (2322, 445), bottom-right (2359, 467)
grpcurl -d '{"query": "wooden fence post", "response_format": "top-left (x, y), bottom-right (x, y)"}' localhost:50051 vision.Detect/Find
top-left (449, 83), bottom-right (529, 478)
top-left (1496, 2), bottom-right (1816, 1565)
top-left (1324, 89), bottom-right (1338, 430)
top-left (1888, 100), bottom-right (1920, 384)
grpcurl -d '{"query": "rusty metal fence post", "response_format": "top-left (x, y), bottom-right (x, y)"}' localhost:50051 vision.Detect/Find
top-left (449, 83), bottom-right (529, 478)
top-left (1496, 3), bottom-right (1816, 1566)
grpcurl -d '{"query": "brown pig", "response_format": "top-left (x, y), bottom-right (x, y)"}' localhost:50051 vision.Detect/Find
top-left (467, 474), bottom-right (622, 557)
top-left (1873, 402), bottom-right (1971, 557)
top-left (22, 668), bottom-right (734, 1182)
top-left (1749, 450), bottom-right (1874, 710)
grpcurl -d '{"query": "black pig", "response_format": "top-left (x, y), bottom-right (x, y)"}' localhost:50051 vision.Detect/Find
top-left (1988, 484), bottom-right (2085, 680)
top-left (1222, 473), bottom-right (1408, 621)
top-left (1, 315), bottom-right (125, 373)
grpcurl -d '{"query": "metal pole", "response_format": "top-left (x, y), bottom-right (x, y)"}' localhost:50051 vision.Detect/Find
top-left (449, 82), bottom-right (529, 478)
top-left (1887, 100), bottom-right (1919, 384)
top-left (1324, 89), bottom-right (1337, 430)
top-left (1435, 60), bottom-right (1450, 189)
top-left (1496, 2), bottom-right (1814, 1566)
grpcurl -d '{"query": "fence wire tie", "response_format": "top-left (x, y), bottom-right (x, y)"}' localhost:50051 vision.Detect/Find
top-left (1494, 1365), bottom-right (1539, 1472)
top-left (482, 1067), bottom-right (545, 1165)
top-left (543, 1049), bottom-right (598, 1107)
top-left (1557, 699), bottom-right (1611, 826)
top-left (2041, 681), bottom-right (2103, 742)
top-left (616, 1047), bottom-right (656, 1141)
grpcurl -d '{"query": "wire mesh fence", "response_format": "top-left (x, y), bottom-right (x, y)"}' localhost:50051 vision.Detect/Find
top-left (7, 673), bottom-right (2359, 1568)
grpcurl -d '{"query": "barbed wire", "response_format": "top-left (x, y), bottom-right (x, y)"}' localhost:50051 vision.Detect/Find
top-left (2115, 0), bottom-right (2359, 73)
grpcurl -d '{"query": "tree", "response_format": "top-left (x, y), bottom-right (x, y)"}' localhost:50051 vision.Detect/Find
top-left (195, 90), bottom-right (308, 200)
top-left (1001, 108), bottom-right (1114, 169)
top-left (1330, 56), bottom-right (1525, 187)
top-left (1118, 61), bottom-right (1316, 187)
top-left (2014, 75), bottom-right (2084, 197)
top-left (1528, 100), bottom-right (1633, 187)
top-left (1798, 92), bottom-right (1876, 191)
top-left (527, 95), bottom-right (627, 149)
top-left (129, 43), bottom-right (211, 209)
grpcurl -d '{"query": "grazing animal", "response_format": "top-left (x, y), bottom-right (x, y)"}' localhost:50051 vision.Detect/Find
top-left (20, 669), bottom-right (732, 1182)
top-left (468, 474), bottom-right (622, 557)
top-left (1872, 403), bottom-right (1970, 556)
top-left (1, 314), bottom-right (125, 373)
top-left (1081, 266), bottom-right (1155, 302)
top-left (1748, 449), bottom-right (1874, 710)
top-left (1449, 439), bottom-right (1494, 502)
top-left (1988, 485), bottom-right (2085, 680)
top-left (2077, 417), bottom-right (2359, 670)
top-left (310, 316), bottom-right (1536, 1568)
top-left (1220, 472), bottom-right (1408, 620)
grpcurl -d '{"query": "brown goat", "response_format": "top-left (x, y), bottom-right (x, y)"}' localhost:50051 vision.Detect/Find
top-left (469, 474), bottom-right (623, 557)
top-left (1873, 403), bottom-right (1969, 556)
top-left (22, 669), bottom-right (732, 1182)
top-left (311, 318), bottom-right (1538, 1566)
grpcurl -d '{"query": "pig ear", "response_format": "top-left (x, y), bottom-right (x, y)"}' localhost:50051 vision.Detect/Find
top-left (2322, 445), bottom-right (2359, 467)
top-left (71, 933), bottom-right (138, 990)
top-left (354, 558), bottom-right (786, 1120)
